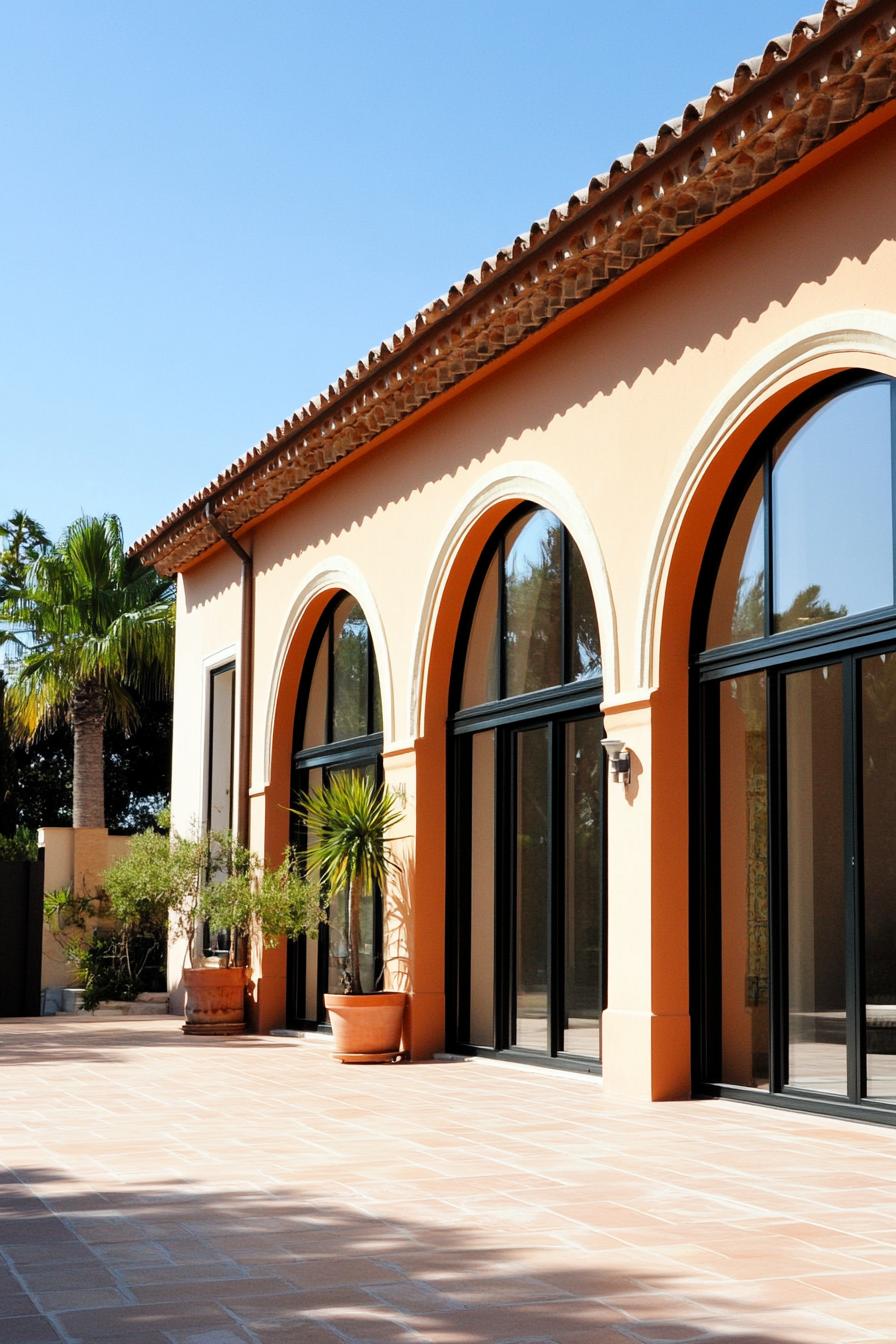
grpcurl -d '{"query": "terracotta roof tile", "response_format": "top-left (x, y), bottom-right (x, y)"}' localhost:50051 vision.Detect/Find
top-left (132, 0), bottom-right (896, 573)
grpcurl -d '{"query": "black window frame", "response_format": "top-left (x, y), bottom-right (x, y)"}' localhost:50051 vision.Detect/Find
top-left (286, 594), bottom-right (384, 1028)
top-left (203, 661), bottom-right (236, 958)
top-left (448, 503), bottom-right (606, 1075)
top-left (693, 370), bottom-right (896, 1127)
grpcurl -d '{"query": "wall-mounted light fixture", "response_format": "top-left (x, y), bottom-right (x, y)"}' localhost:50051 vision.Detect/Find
top-left (601, 738), bottom-right (631, 786)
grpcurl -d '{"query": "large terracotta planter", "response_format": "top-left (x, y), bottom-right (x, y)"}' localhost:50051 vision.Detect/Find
top-left (183, 966), bottom-right (247, 1036)
top-left (323, 991), bottom-right (407, 1063)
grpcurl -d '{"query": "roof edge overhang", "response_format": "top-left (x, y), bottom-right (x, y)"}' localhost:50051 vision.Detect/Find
top-left (132, 0), bottom-right (896, 576)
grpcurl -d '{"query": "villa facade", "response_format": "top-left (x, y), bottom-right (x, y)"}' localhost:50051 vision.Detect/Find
top-left (134, 0), bottom-right (896, 1123)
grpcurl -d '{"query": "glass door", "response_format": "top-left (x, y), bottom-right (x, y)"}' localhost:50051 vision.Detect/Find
top-left (455, 712), bottom-right (604, 1066)
top-left (860, 651), bottom-right (896, 1103)
top-left (323, 761), bottom-right (378, 1000)
top-left (512, 725), bottom-right (551, 1052)
top-left (287, 751), bottom-right (381, 1026)
top-left (714, 648), bottom-right (896, 1112)
top-left (562, 717), bottom-right (603, 1058)
top-left (782, 662), bottom-right (849, 1096)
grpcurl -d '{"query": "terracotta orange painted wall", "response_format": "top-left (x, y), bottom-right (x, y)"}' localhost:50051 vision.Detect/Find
top-left (169, 112), bottom-right (896, 1094)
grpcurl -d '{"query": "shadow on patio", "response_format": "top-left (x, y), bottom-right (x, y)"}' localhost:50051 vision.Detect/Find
top-left (0, 1167), bottom-right (847, 1344)
top-left (0, 1018), bottom-right (891, 1343)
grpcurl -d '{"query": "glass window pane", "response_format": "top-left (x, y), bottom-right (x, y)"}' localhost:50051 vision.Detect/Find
top-left (468, 732), bottom-right (495, 1048)
top-left (862, 652), bottom-right (896, 1103)
top-left (505, 510), bottom-right (563, 698)
top-left (208, 667), bottom-right (235, 830)
top-left (371, 655), bottom-right (383, 734)
top-left (514, 725), bottom-right (550, 1052)
top-left (302, 631), bottom-right (329, 748)
top-left (568, 540), bottom-right (601, 681)
top-left (332, 597), bottom-right (369, 741)
top-left (460, 552), bottom-right (500, 709)
top-left (718, 673), bottom-right (769, 1089)
top-left (706, 470), bottom-right (765, 649)
top-left (786, 664), bottom-right (847, 1095)
top-left (562, 717), bottom-right (602, 1058)
top-left (303, 766), bottom-right (323, 1020)
top-left (773, 383), bottom-right (893, 633)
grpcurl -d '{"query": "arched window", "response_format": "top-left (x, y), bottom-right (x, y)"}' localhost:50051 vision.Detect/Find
top-left (695, 373), bottom-right (896, 1121)
top-left (450, 505), bottom-right (604, 1069)
top-left (287, 593), bottom-right (383, 1026)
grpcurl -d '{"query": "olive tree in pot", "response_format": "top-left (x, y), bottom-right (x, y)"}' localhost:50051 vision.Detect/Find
top-left (186, 833), bottom-right (325, 1036)
top-left (292, 772), bottom-right (405, 1062)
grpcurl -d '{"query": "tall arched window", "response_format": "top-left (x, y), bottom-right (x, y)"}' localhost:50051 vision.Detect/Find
top-left (450, 505), bottom-right (604, 1069)
top-left (695, 372), bottom-right (896, 1122)
top-left (287, 592), bottom-right (383, 1026)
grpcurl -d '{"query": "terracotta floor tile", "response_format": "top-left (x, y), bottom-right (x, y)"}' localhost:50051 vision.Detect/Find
top-left (32, 1287), bottom-right (130, 1312)
top-left (4, 1019), bottom-right (896, 1344)
top-left (801, 1269), bottom-right (896, 1300)
top-left (131, 1276), bottom-right (301, 1306)
top-left (0, 1293), bottom-right (41, 1318)
top-left (16, 1264), bottom-right (118, 1292)
top-left (52, 1302), bottom-right (246, 1340)
top-left (0, 1317), bottom-right (65, 1344)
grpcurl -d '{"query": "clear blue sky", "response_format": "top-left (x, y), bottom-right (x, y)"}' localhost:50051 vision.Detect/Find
top-left (1, 1), bottom-right (808, 547)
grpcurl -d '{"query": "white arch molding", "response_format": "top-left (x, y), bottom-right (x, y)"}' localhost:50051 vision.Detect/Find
top-left (408, 461), bottom-right (619, 742)
top-left (260, 558), bottom-right (395, 790)
top-left (637, 311), bottom-right (896, 692)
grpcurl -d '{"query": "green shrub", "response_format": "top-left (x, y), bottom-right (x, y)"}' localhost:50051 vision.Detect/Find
top-left (0, 826), bottom-right (38, 861)
top-left (199, 835), bottom-right (327, 966)
top-left (70, 928), bottom-right (167, 1010)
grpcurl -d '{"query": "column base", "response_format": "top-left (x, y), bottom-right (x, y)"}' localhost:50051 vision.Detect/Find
top-left (601, 1008), bottom-right (691, 1101)
top-left (404, 991), bottom-right (445, 1060)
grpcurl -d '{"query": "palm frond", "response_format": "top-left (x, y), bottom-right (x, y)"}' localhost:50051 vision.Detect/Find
top-left (291, 772), bottom-right (404, 896)
top-left (1, 512), bottom-right (175, 742)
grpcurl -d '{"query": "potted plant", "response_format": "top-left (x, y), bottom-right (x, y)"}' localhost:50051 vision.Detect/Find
top-left (292, 771), bottom-right (405, 1062)
top-left (104, 819), bottom-right (325, 1036)
top-left (185, 832), bottom-right (325, 1036)
top-left (101, 820), bottom-right (211, 1018)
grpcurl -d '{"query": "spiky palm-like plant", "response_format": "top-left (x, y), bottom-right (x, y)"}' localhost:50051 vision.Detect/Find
top-left (291, 772), bottom-right (403, 995)
top-left (0, 515), bottom-right (174, 829)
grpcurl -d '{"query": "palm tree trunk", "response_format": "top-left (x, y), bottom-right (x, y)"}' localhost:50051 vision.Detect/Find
top-left (348, 873), bottom-right (363, 994)
top-left (71, 682), bottom-right (105, 828)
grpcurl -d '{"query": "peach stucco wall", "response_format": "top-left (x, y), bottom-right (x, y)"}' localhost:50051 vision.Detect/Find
top-left (168, 549), bottom-right (242, 1011)
top-left (169, 112), bottom-right (896, 1093)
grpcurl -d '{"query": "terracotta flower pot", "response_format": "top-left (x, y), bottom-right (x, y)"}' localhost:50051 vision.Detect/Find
top-left (183, 966), bottom-right (248, 1036)
top-left (323, 991), bottom-right (407, 1063)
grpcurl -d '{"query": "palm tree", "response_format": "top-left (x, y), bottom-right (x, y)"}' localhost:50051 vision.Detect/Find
top-left (0, 515), bottom-right (174, 829)
top-left (0, 511), bottom-right (52, 835)
top-left (0, 511), bottom-right (50, 592)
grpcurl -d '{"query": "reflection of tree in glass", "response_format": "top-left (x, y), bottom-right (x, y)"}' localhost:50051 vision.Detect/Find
top-left (567, 723), bottom-right (601, 1012)
top-left (731, 576), bottom-right (848, 640)
top-left (568, 541), bottom-right (601, 681)
top-left (517, 729), bottom-right (550, 989)
top-left (332, 609), bottom-right (368, 741)
top-left (727, 674), bottom-right (768, 1013)
top-left (731, 574), bottom-right (764, 643)
top-left (775, 584), bottom-right (847, 633)
top-left (505, 515), bottom-right (563, 695)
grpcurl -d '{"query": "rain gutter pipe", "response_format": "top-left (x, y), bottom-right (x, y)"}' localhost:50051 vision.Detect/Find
top-left (204, 502), bottom-right (253, 848)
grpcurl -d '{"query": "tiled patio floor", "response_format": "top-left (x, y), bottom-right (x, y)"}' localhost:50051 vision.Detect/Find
top-left (1, 1020), bottom-right (896, 1344)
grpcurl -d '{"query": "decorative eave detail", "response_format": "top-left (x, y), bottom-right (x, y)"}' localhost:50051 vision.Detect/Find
top-left (133, 0), bottom-right (896, 575)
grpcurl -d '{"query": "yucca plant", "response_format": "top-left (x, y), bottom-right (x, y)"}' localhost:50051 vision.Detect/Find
top-left (291, 772), bottom-right (403, 995)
